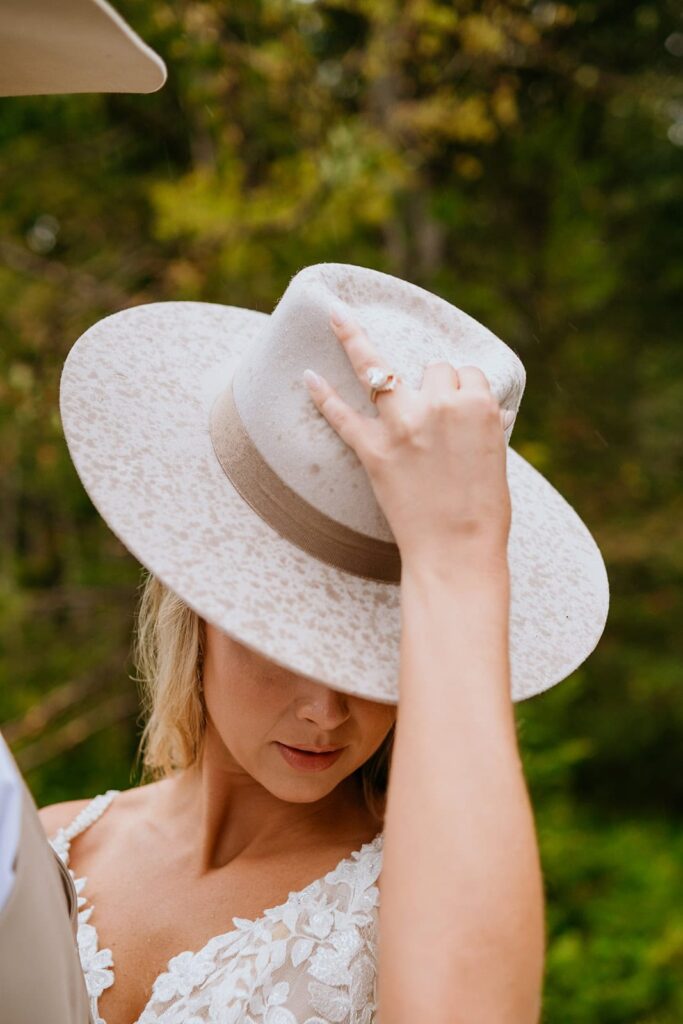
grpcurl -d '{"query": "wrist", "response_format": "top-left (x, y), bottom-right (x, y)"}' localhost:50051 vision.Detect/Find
top-left (399, 537), bottom-right (510, 587)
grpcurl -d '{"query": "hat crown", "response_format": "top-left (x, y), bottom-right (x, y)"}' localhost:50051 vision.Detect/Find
top-left (228, 263), bottom-right (526, 542)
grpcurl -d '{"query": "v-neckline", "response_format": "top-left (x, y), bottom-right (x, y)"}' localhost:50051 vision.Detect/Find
top-left (56, 789), bottom-right (384, 1024)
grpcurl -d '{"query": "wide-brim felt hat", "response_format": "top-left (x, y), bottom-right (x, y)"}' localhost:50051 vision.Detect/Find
top-left (0, 0), bottom-right (166, 97)
top-left (60, 263), bottom-right (610, 704)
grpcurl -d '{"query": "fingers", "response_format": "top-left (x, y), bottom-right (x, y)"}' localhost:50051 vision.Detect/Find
top-left (456, 366), bottom-right (513, 431)
top-left (420, 360), bottom-right (460, 399)
top-left (421, 361), bottom-right (514, 431)
top-left (458, 367), bottom-right (515, 432)
top-left (302, 368), bottom-right (366, 451)
top-left (313, 308), bottom-right (513, 446)
top-left (501, 407), bottom-right (516, 430)
top-left (420, 362), bottom-right (491, 399)
top-left (456, 365), bottom-right (492, 393)
top-left (329, 302), bottom-right (401, 402)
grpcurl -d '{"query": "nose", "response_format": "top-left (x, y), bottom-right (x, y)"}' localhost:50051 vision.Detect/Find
top-left (295, 683), bottom-right (350, 728)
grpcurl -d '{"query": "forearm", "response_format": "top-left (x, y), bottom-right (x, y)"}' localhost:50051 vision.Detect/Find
top-left (377, 550), bottom-right (545, 1024)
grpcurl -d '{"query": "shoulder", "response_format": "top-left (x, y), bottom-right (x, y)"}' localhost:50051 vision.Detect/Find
top-left (38, 780), bottom-right (165, 841)
top-left (37, 797), bottom-right (94, 840)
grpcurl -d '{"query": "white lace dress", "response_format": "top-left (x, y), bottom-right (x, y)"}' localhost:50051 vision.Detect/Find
top-left (48, 790), bottom-right (384, 1024)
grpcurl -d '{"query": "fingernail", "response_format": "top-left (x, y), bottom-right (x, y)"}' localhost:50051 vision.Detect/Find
top-left (303, 368), bottom-right (322, 391)
top-left (502, 409), bottom-right (516, 429)
top-left (330, 300), bottom-right (350, 327)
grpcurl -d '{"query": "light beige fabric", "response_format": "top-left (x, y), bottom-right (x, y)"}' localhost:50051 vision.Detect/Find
top-left (0, 0), bottom-right (166, 97)
top-left (0, 733), bottom-right (92, 1024)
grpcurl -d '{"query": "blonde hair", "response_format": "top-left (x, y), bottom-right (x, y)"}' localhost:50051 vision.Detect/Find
top-left (133, 571), bottom-right (394, 824)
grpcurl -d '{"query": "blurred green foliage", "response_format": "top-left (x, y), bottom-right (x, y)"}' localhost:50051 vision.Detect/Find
top-left (0, 1), bottom-right (681, 1019)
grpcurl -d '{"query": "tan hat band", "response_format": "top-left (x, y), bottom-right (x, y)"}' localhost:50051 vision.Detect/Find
top-left (209, 381), bottom-right (402, 584)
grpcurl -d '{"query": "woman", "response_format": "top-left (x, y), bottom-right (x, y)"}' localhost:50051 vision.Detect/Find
top-left (40, 263), bottom-right (609, 1024)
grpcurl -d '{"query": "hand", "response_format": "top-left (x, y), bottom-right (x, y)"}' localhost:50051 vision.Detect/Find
top-left (303, 304), bottom-right (513, 570)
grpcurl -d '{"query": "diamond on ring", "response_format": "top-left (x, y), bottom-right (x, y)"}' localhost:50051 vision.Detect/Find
top-left (366, 366), bottom-right (391, 388)
top-left (366, 365), bottom-right (399, 403)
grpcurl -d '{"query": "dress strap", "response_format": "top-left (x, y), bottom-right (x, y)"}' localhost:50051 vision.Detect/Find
top-left (62, 789), bottom-right (120, 842)
top-left (49, 789), bottom-right (120, 865)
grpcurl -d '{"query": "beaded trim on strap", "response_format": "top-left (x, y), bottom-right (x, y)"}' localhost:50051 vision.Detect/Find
top-left (49, 790), bottom-right (120, 864)
top-left (48, 790), bottom-right (121, 1024)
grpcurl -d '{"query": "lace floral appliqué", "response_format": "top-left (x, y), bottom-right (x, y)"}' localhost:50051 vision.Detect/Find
top-left (50, 791), bottom-right (383, 1024)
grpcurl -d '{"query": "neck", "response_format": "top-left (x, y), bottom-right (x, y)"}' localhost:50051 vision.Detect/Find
top-left (153, 730), bottom-right (379, 874)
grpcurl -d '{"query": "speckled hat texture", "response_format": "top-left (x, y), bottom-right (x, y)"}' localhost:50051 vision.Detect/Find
top-left (60, 263), bottom-right (610, 704)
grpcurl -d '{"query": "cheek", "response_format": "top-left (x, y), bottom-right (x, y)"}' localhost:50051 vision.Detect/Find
top-left (203, 672), bottom-right (283, 750)
top-left (359, 704), bottom-right (396, 748)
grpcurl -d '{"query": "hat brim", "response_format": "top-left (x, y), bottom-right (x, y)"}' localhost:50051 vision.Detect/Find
top-left (60, 301), bottom-right (609, 704)
top-left (0, 0), bottom-right (166, 97)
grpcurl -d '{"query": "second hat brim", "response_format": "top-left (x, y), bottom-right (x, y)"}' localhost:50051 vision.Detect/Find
top-left (60, 301), bottom-right (609, 704)
top-left (0, 0), bottom-right (166, 97)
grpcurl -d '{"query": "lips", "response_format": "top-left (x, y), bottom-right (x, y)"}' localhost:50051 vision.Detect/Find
top-left (288, 745), bottom-right (342, 753)
top-left (275, 742), bottom-right (345, 771)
